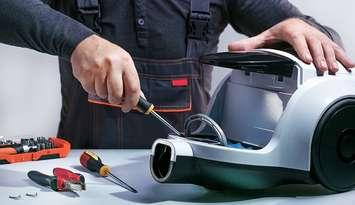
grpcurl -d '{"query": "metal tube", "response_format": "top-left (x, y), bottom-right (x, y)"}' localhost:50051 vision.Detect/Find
top-left (108, 172), bottom-right (138, 193)
top-left (151, 111), bottom-right (181, 136)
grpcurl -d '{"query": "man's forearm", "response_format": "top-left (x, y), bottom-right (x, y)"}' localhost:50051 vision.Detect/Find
top-left (0, 0), bottom-right (95, 59)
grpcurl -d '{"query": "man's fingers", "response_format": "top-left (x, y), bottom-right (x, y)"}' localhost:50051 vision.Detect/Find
top-left (333, 43), bottom-right (355, 70)
top-left (79, 74), bottom-right (96, 95)
top-left (94, 71), bottom-right (108, 99)
top-left (287, 36), bottom-right (313, 64)
top-left (307, 37), bottom-right (327, 72)
top-left (81, 81), bottom-right (95, 95)
top-left (107, 69), bottom-right (123, 105)
top-left (227, 18), bottom-right (355, 75)
top-left (121, 91), bottom-right (140, 113)
top-left (72, 65), bottom-right (96, 95)
top-left (70, 35), bottom-right (143, 109)
top-left (228, 35), bottom-right (264, 52)
top-left (322, 41), bottom-right (338, 73)
top-left (121, 64), bottom-right (141, 113)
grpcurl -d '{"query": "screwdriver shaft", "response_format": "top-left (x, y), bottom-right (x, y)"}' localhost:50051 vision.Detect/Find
top-left (151, 111), bottom-right (181, 136)
top-left (108, 172), bottom-right (137, 193)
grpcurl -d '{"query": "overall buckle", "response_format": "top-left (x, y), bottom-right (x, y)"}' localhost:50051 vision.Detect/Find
top-left (76, 0), bottom-right (102, 33)
top-left (188, 12), bottom-right (210, 41)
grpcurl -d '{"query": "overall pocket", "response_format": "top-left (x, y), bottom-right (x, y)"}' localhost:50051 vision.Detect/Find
top-left (134, 58), bottom-right (201, 113)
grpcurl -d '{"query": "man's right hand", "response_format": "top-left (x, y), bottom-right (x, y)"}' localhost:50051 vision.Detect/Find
top-left (228, 18), bottom-right (355, 73)
top-left (70, 35), bottom-right (141, 113)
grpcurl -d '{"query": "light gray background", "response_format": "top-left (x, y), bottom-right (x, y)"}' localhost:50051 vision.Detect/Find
top-left (0, 0), bottom-right (354, 138)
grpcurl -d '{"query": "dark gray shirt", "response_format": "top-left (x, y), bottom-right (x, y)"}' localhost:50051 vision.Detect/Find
top-left (0, 0), bottom-right (94, 59)
top-left (0, 0), bottom-right (341, 60)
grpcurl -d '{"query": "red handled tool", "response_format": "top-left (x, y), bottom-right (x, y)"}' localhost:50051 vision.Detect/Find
top-left (80, 150), bottom-right (137, 193)
top-left (28, 168), bottom-right (86, 192)
top-left (53, 168), bottom-right (86, 190)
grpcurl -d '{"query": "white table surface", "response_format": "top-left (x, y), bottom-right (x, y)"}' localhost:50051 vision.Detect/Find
top-left (0, 149), bottom-right (354, 205)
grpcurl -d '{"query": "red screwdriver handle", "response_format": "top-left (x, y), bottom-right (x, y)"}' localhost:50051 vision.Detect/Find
top-left (80, 151), bottom-right (106, 174)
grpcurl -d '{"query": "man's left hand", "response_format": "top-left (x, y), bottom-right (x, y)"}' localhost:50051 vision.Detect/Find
top-left (228, 18), bottom-right (355, 73)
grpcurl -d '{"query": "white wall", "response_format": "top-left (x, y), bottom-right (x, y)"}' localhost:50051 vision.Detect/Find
top-left (0, 1), bottom-right (354, 138)
top-left (0, 45), bottom-right (60, 137)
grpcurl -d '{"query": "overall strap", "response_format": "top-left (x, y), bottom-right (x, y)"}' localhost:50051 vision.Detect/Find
top-left (75, 0), bottom-right (102, 33)
top-left (186, 0), bottom-right (211, 57)
top-left (133, 0), bottom-right (148, 47)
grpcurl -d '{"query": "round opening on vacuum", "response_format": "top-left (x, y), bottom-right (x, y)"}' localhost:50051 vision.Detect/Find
top-left (152, 144), bottom-right (172, 179)
top-left (312, 98), bottom-right (355, 192)
top-left (338, 129), bottom-right (355, 164)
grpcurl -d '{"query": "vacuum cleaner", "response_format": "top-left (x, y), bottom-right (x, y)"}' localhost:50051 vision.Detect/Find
top-left (149, 49), bottom-right (355, 192)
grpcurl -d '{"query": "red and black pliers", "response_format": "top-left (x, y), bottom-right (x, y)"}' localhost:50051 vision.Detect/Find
top-left (28, 168), bottom-right (86, 192)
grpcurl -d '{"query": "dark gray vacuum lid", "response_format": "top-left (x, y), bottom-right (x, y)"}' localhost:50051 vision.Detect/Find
top-left (199, 50), bottom-right (296, 77)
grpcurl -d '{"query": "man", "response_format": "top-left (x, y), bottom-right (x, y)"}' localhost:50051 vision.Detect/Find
top-left (1, 0), bottom-right (354, 148)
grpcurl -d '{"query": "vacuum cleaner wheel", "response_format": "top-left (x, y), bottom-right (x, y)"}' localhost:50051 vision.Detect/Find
top-left (312, 98), bottom-right (355, 192)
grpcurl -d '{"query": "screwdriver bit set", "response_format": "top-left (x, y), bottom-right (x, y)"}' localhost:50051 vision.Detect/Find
top-left (0, 137), bottom-right (55, 151)
top-left (0, 136), bottom-right (70, 164)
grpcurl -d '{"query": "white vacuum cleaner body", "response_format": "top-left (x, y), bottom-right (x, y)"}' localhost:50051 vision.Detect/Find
top-left (150, 49), bottom-right (355, 192)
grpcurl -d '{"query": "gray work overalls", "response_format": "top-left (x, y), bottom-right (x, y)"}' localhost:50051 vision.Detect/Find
top-left (53, 0), bottom-right (228, 148)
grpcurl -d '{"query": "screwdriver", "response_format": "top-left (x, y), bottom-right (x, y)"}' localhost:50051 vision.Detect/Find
top-left (88, 95), bottom-right (181, 136)
top-left (136, 96), bottom-right (181, 136)
top-left (79, 150), bottom-right (137, 193)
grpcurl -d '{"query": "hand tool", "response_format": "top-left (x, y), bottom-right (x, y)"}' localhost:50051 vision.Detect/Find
top-left (80, 150), bottom-right (137, 193)
top-left (89, 95), bottom-right (181, 136)
top-left (136, 96), bottom-right (181, 136)
top-left (28, 169), bottom-right (85, 192)
top-left (0, 144), bottom-right (38, 155)
top-left (0, 137), bottom-right (43, 154)
top-left (53, 168), bottom-right (86, 190)
top-left (0, 137), bottom-right (70, 164)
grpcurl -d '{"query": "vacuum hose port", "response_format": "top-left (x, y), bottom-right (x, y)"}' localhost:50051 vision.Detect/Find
top-left (152, 143), bottom-right (173, 180)
top-left (150, 139), bottom-right (194, 183)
